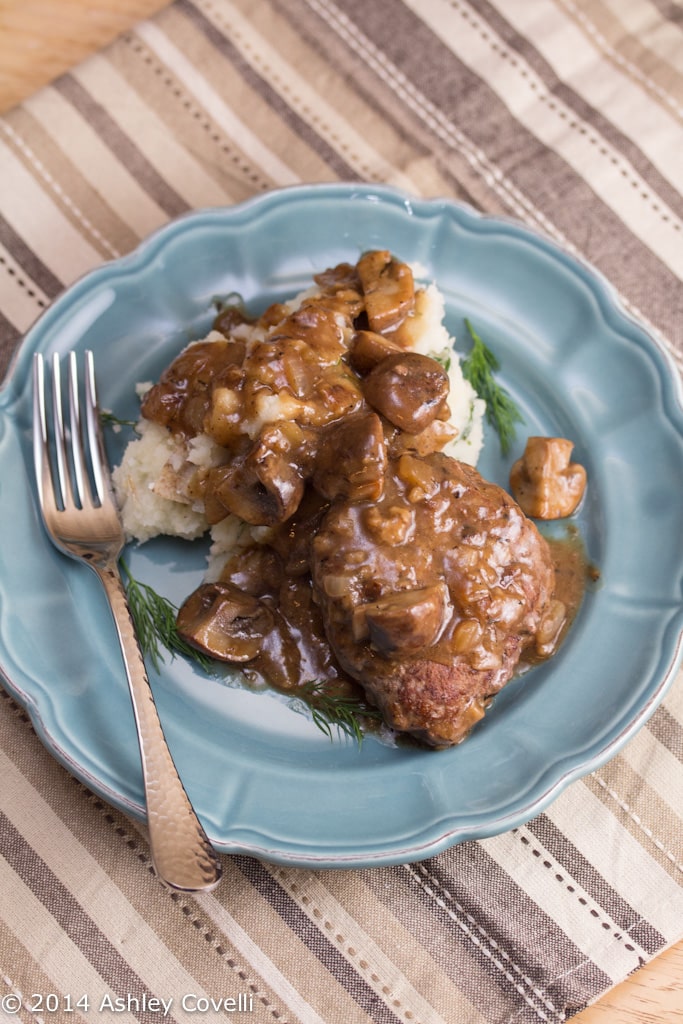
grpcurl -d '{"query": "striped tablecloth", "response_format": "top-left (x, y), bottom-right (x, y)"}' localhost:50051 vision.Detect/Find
top-left (1, 2), bottom-right (682, 1021)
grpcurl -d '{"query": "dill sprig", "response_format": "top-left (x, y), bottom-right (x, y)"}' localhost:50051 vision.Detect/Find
top-left (432, 347), bottom-right (452, 373)
top-left (461, 319), bottom-right (524, 456)
top-left (297, 681), bottom-right (383, 747)
top-left (101, 410), bottom-right (139, 432)
top-left (119, 563), bottom-right (381, 744)
top-left (119, 559), bottom-right (212, 674)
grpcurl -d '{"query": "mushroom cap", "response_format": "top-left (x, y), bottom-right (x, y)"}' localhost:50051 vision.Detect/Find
top-left (176, 582), bottom-right (274, 662)
top-left (510, 436), bottom-right (587, 519)
top-left (363, 352), bottom-right (450, 434)
top-left (354, 583), bottom-right (452, 656)
top-left (356, 250), bottom-right (415, 334)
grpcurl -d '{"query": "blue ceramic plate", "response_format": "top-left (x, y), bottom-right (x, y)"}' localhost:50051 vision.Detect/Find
top-left (1, 184), bottom-right (683, 867)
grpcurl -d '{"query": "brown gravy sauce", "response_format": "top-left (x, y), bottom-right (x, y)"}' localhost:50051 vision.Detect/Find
top-left (520, 526), bottom-right (596, 670)
top-left (205, 513), bottom-right (596, 736)
top-left (142, 251), bottom-right (596, 743)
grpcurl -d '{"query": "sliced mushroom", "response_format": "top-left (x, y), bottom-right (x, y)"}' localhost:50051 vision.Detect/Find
top-left (250, 422), bottom-right (315, 502)
top-left (204, 423), bottom-right (314, 526)
top-left (387, 417), bottom-right (459, 458)
top-left (356, 250), bottom-right (415, 334)
top-left (510, 437), bottom-right (587, 519)
top-left (313, 261), bottom-right (360, 292)
top-left (176, 582), bottom-right (274, 662)
top-left (218, 545), bottom-right (283, 597)
top-left (348, 329), bottom-right (404, 374)
top-left (203, 458), bottom-right (302, 526)
top-left (354, 582), bottom-right (451, 655)
top-left (312, 261), bottom-right (365, 319)
top-left (363, 352), bottom-right (450, 434)
top-left (312, 410), bottom-right (387, 502)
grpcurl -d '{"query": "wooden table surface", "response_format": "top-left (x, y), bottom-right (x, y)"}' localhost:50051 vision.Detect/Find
top-left (0, 3), bottom-right (682, 1021)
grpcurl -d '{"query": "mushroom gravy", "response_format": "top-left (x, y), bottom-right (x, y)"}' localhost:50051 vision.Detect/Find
top-left (124, 250), bottom-right (590, 746)
top-left (175, 474), bottom-right (592, 745)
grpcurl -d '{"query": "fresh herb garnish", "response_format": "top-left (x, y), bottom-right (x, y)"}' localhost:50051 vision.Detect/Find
top-left (461, 319), bottom-right (524, 456)
top-left (432, 348), bottom-right (452, 373)
top-left (119, 559), bottom-right (213, 674)
top-left (458, 398), bottom-right (477, 445)
top-left (119, 563), bottom-right (381, 744)
top-left (101, 410), bottom-right (139, 432)
top-left (296, 681), bottom-right (383, 747)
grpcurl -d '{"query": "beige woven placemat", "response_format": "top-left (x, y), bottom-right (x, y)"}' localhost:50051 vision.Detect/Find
top-left (1, 2), bottom-right (682, 1021)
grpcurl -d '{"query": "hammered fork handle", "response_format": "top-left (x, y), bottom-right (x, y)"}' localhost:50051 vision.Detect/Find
top-left (95, 557), bottom-right (223, 892)
top-left (33, 351), bottom-right (222, 892)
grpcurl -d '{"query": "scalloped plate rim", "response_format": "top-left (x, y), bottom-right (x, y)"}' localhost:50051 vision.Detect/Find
top-left (1, 182), bottom-right (682, 867)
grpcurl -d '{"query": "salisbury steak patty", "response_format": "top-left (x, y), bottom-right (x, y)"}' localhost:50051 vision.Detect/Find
top-left (311, 452), bottom-right (559, 746)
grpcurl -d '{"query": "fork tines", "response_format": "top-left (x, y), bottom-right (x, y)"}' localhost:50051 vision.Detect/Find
top-left (33, 350), bottom-right (107, 515)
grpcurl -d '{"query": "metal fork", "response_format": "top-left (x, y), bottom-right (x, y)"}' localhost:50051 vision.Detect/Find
top-left (33, 350), bottom-right (223, 893)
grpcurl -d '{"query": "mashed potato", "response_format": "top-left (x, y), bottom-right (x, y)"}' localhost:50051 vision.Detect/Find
top-left (113, 263), bottom-right (486, 567)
